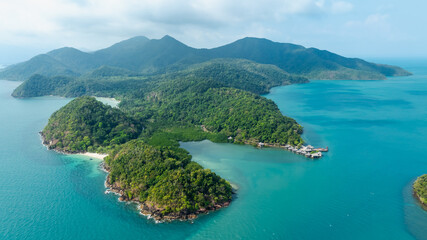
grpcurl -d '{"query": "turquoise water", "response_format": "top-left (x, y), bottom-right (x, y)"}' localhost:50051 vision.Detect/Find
top-left (1, 59), bottom-right (427, 239)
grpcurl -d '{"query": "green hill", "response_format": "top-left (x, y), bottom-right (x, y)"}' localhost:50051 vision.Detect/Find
top-left (12, 74), bottom-right (75, 97)
top-left (0, 54), bottom-right (80, 81)
top-left (41, 96), bottom-right (141, 153)
top-left (104, 140), bottom-right (232, 220)
top-left (206, 37), bottom-right (409, 79)
top-left (47, 47), bottom-right (98, 73)
top-left (0, 35), bottom-right (410, 81)
top-left (139, 87), bottom-right (303, 146)
top-left (12, 58), bottom-right (308, 98)
top-left (171, 59), bottom-right (308, 94)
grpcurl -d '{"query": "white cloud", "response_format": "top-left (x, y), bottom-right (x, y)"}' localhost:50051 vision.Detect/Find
top-left (331, 1), bottom-right (353, 14)
top-left (0, 0), bottom-right (337, 50)
top-left (365, 14), bottom-right (389, 26)
top-left (346, 14), bottom-right (390, 30)
top-left (0, 0), bottom-right (423, 60)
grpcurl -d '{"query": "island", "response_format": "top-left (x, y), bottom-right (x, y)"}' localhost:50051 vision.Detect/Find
top-left (104, 140), bottom-right (231, 221)
top-left (413, 174), bottom-right (427, 210)
top-left (41, 96), bottom-right (234, 220)
top-left (10, 35), bottom-right (412, 221)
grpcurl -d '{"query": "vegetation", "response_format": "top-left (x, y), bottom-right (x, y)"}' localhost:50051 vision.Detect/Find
top-left (12, 74), bottom-right (75, 97)
top-left (23, 35), bottom-right (409, 220)
top-left (12, 58), bottom-right (307, 98)
top-left (105, 140), bottom-right (232, 218)
top-left (125, 87), bottom-right (303, 146)
top-left (32, 53), bottom-right (308, 220)
top-left (145, 126), bottom-right (229, 148)
top-left (42, 96), bottom-right (141, 153)
top-left (1, 35), bottom-right (410, 82)
top-left (0, 54), bottom-right (81, 81)
top-left (413, 174), bottom-right (427, 208)
top-left (38, 62), bottom-right (303, 219)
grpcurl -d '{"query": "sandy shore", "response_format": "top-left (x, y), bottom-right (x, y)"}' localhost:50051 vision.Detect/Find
top-left (95, 97), bottom-right (121, 108)
top-left (77, 152), bottom-right (108, 160)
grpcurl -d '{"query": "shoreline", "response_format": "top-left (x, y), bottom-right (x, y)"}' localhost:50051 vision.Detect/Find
top-left (40, 132), bottom-right (231, 222)
top-left (101, 163), bottom-right (231, 222)
top-left (413, 176), bottom-right (427, 211)
top-left (77, 152), bottom-right (108, 160)
top-left (245, 139), bottom-right (328, 159)
top-left (40, 132), bottom-right (108, 159)
top-left (413, 191), bottom-right (427, 211)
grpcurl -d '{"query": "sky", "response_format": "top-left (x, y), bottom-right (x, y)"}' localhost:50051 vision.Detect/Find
top-left (0, 0), bottom-right (425, 65)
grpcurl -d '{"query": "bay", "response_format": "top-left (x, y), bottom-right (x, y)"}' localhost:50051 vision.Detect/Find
top-left (1, 59), bottom-right (427, 239)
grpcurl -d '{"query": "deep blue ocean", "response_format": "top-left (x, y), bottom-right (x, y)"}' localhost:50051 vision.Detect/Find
top-left (1, 59), bottom-right (426, 239)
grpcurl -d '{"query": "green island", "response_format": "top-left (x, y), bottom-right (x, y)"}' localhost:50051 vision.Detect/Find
top-left (105, 140), bottom-right (232, 220)
top-left (8, 36), bottom-right (412, 220)
top-left (413, 174), bottom-right (427, 209)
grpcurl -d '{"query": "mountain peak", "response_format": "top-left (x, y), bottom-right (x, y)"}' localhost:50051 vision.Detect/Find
top-left (161, 35), bottom-right (174, 40)
top-left (159, 35), bottom-right (182, 44)
top-left (126, 36), bottom-right (150, 42)
top-left (47, 47), bottom-right (85, 56)
top-left (154, 35), bottom-right (189, 49)
top-left (232, 37), bottom-right (304, 49)
top-left (96, 36), bottom-right (150, 54)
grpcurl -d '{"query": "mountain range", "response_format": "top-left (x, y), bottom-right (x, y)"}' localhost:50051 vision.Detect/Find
top-left (0, 35), bottom-right (410, 82)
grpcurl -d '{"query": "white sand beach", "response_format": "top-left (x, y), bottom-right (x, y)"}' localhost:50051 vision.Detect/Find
top-left (95, 97), bottom-right (120, 108)
top-left (77, 152), bottom-right (108, 160)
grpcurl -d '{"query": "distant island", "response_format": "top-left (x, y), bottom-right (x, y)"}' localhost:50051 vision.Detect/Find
top-left (413, 174), bottom-right (427, 210)
top-left (5, 35), bottom-right (412, 220)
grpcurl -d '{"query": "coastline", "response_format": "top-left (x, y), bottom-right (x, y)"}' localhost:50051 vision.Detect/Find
top-left (40, 132), bottom-right (108, 159)
top-left (40, 132), bottom-right (231, 222)
top-left (413, 191), bottom-right (427, 211)
top-left (243, 139), bottom-right (327, 159)
top-left (77, 152), bottom-right (108, 160)
top-left (413, 176), bottom-right (427, 211)
top-left (102, 162), bottom-right (231, 222)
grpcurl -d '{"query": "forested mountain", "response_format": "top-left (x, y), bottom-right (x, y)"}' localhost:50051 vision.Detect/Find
top-left (12, 59), bottom-right (308, 98)
top-left (0, 54), bottom-right (80, 81)
top-left (0, 35), bottom-right (410, 81)
top-left (206, 37), bottom-right (410, 79)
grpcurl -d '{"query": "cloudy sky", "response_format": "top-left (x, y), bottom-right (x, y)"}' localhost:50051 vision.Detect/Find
top-left (0, 0), bottom-right (425, 65)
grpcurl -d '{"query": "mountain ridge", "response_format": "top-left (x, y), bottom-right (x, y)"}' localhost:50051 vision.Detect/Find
top-left (12, 58), bottom-right (308, 98)
top-left (0, 35), bottom-right (411, 81)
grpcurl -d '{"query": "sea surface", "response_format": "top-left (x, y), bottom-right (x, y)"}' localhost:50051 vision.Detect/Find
top-left (1, 59), bottom-right (427, 239)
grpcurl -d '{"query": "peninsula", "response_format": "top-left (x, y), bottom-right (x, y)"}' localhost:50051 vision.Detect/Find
top-left (11, 36), bottom-right (411, 220)
top-left (41, 96), bottom-right (233, 220)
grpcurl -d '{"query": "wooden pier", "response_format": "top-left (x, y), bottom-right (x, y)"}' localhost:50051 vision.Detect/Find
top-left (258, 142), bottom-right (328, 159)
